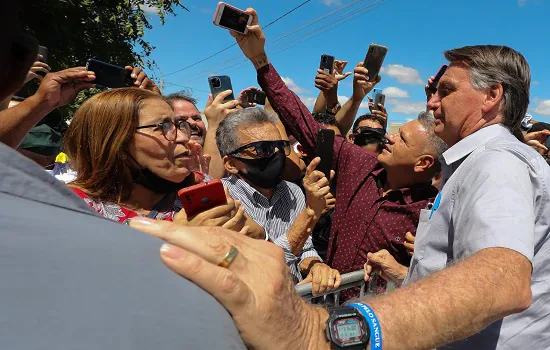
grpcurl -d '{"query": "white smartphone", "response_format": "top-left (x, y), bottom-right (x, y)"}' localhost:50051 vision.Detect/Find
top-left (213, 2), bottom-right (252, 35)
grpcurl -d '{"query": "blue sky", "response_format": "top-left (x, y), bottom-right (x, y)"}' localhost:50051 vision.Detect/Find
top-left (143, 0), bottom-right (550, 124)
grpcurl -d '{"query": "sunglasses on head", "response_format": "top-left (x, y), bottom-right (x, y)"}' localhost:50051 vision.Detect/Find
top-left (227, 140), bottom-right (291, 159)
top-left (353, 127), bottom-right (387, 147)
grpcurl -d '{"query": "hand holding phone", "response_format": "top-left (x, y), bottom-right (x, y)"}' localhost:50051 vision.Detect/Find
top-left (315, 129), bottom-right (335, 178)
top-left (213, 2), bottom-right (252, 34)
top-left (178, 179), bottom-right (228, 218)
top-left (247, 89), bottom-right (266, 105)
top-left (373, 93), bottom-right (386, 112)
top-left (208, 75), bottom-right (235, 102)
top-left (427, 65), bottom-right (448, 94)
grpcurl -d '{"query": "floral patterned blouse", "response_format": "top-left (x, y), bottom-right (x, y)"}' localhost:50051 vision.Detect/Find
top-left (70, 172), bottom-right (211, 223)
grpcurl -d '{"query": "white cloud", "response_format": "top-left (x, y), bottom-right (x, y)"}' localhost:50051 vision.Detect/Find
top-left (533, 100), bottom-right (550, 116)
top-left (381, 64), bottom-right (424, 85)
top-left (139, 4), bottom-right (158, 15)
top-left (321, 0), bottom-right (343, 5)
top-left (533, 81), bottom-right (540, 85)
top-left (282, 77), bottom-right (311, 94)
top-left (386, 99), bottom-right (426, 115)
top-left (382, 87), bottom-right (409, 98)
top-left (298, 96), bottom-right (318, 109)
top-left (518, 0), bottom-right (527, 6)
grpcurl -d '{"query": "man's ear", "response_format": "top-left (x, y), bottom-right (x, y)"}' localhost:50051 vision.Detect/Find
top-left (482, 83), bottom-right (504, 115)
top-left (414, 154), bottom-right (436, 173)
top-left (223, 156), bottom-right (240, 175)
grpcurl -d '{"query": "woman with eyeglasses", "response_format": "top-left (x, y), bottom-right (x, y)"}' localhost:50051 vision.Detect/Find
top-left (63, 88), bottom-right (247, 229)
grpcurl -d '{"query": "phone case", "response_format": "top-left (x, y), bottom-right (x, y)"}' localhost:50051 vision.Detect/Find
top-left (208, 75), bottom-right (235, 102)
top-left (315, 129), bottom-right (335, 178)
top-left (363, 44), bottom-right (388, 82)
top-left (178, 179), bottom-right (227, 218)
top-left (86, 59), bottom-right (133, 89)
top-left (320, 54), bottom-right (335, 74)
top-left (373, 93), bottom-right (385, 111)
top-left (212, 2), bottom-right (251, 34)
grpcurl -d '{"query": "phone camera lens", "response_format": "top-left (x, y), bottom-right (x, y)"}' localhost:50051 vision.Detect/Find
top-left (212, 78), bottom-right (221, 88)
top-left (322, 57), bottom-right (327, 63)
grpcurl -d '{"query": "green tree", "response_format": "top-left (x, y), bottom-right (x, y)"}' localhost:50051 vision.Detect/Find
top-left (17, 0), bottom-right (187, 129)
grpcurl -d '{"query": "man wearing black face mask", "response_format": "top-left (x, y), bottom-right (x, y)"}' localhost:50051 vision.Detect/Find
top-left (348, 113), bottom-right (387, 155)
top-left (217, 108), bottom-right (342, 292)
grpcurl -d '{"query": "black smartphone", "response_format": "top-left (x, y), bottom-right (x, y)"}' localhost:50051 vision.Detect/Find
top-left (315, 128), bottom-right (335, 178)
top-left (38, 46), bottom-right (49, 64)
top-left (427, 65), bottom-right (448, 94)
top-left (363, 44), bottom-right (389, 82)
top-left (86, 59), bottom-right (133, 89)
top-left (247, 90), bottom-right (266, 105)
top-left (320, 54), bottom-right (335, 75)
top-left (373, 93), bottom-right (386, 111)
top-left (208, 75), bottom-right (235, 102)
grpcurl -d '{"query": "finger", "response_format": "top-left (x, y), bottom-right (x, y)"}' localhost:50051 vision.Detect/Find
top-left (330, 170), bottom-right (335, 181)
top-left (196, 202), bottom-right (236, 221)
top-left (305, 157), bottom-right (321, 176)
top-left (33, 61), bottom-right (51, 70)
top-left (297, 274), bottom-right (312, 285)
top-left (72, 82), bottom-right (95, 94)
top-left (527, 140), bottom-right (548, 152)
top-left (159, 243), bottom-right (253, 315)
top-left (317, 266), bottom-right (330, 295)
top-left (333, 270), bottom-right (342, 289)
top-left (405, 231), bottom-right (415, 243)
top-left (134, 71), bottom-right (147, 86)
top-left (205, 94), bottom-right (214, 108)
top-left (239, 226), bottom-right (250, 236)
top-left (214, 90), bottom-right (234, 104)
top-left (311, 271), bottom-right (321, 296)
top-left (403, 241), bottom-right (415, 253)
top-left (326, 270), bottom-right (336, 291)
top-left (222, 203), bottom-right (246, 230)
top-left (224, 186), bottom-right (235, 205)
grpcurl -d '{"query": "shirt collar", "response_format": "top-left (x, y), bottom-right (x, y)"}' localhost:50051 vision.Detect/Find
top-left (442, 124), bottom-right (511, 166)
top-left (371, 167), bottom-right (438, 205)
top-left (227, 174), bottom-right (285, 205)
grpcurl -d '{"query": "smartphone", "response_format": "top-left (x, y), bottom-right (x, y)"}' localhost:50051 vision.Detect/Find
top-left (208, 75), bottom-right (235, 102)
top-left (247, 90), bottom-right (266, 105)
top-left (363, 44), bottom-right (389, 82)
top-left (178, 179), bottom-right (228, 218)
top-left (213, 2), bottom-right (252, 35)
top-left (38, 46), bottom-right (49, 64)
top-left (373, 93), bottom-right (386, 111)
top-left (315, 129), bottom-right (335, 178)
top-left (320, 54), bottom-right (335, 75)
top-left (427, 65), bottom-right (448, 94)
top-left (86, 59), bottom-right (133, 89)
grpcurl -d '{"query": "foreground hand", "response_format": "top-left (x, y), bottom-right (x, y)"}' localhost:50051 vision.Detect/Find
top-left (299, 262), bottom-right (342, 296)
top-left (230, 8), bottom-right (268, 68)
top-left (204, 90), bottom-right (240, 125)
top-left (404, 231), bottom-right (415, 256)
top-left (364, 249), bottom-right (408, 285)
top-left (25, 57), bottom-right (51, 83)
top-left (368, 100), bottom-right (388, 124)
top-left (128, 220), bottom-right (328, 349)
top-left (125, 66), bottom-right (161, 94)
top-left (34, 67), bottom-right (96, 111)
top-left (237, 86), bottom-right (260, 108)
top-left (303, 157), bottom-right (335, 218)
top-left (425, 76), bottom-right (435, 101)
top-left (352, 62), bottom-right (381, 101)
top-left (322, 192), bottom-right (336, 215)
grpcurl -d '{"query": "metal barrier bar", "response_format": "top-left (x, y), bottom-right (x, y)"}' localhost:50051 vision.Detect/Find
top-left (295, 270), bottom-right (365, 300)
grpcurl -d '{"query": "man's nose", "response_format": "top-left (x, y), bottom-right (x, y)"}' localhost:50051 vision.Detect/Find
top-left (427, 93), bottom-right (441, 111)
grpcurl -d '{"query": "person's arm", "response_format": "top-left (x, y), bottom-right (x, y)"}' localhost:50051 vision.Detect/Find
top-left (334, 62), bottom-right (381, 135)
top-left (312, 90), bottom-right (327, 114)
top-left (0, 67), bottom-right (95, 148)
top-left (203, 91), bottom-right (240, 179)
top-left (312, 70), bottom-right (339, 114)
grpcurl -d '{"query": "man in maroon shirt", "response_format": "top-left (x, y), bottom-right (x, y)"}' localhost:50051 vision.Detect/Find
top-left (231, 17), bottom-right (445, 298)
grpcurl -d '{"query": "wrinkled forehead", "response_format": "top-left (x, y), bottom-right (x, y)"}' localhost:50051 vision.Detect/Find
top-left (439, 61), bottom-right (472, 86)
top-left (238, 122), bottom-right (282, 146)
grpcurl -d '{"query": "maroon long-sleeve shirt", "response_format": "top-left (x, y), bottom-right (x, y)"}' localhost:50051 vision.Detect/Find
top-left (258, 64), bottom-right (437, 289)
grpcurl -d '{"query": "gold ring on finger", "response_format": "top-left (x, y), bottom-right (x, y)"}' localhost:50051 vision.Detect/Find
top-left (218, 245), bottom-right (239, 268)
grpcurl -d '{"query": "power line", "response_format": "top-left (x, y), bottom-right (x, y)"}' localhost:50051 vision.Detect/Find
top-left (159, 0), bottom-right (313, 78)
top-left (173, 0), bottom-right (370, 82)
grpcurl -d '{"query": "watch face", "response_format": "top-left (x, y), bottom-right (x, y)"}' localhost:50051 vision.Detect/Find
top-left (334, 318), bottom-right (365, 345)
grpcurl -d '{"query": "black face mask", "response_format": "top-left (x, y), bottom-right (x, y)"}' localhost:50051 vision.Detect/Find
top-left (235, 150), bottom-right (286, 189)
top-left (353, 127), bottom-right (387, 147)
top-left (126, 152), bottom-right (187, 194)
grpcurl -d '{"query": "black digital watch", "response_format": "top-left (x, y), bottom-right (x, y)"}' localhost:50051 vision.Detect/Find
top-left (325, 306), bottom-right (370, 349)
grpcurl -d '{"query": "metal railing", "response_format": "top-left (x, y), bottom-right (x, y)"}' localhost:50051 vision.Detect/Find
top-left (295, 270), bottom-right (368, 306)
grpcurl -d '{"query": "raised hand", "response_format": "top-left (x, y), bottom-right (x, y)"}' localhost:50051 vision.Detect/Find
top-left (124, 66), bottom-right (162, 94)
top-left (352, 62), bottom-right (381, 101)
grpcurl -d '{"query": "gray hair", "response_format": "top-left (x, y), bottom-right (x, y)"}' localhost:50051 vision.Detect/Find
top-left (444, 45), bottom-right (530, 137)
top-left (164, 91), bottom-right (197, 107)
top-left (417, 111), bottom-right (448, 158)
top-left (216, 108), bottom-right (280, 156)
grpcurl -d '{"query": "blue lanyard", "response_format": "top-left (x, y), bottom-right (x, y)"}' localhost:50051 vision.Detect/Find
top-left (429, 193), bottom-right (442, 219)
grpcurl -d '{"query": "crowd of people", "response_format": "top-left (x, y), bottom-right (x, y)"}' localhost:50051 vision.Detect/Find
top-left (3, 3), bottom-right (550, 350)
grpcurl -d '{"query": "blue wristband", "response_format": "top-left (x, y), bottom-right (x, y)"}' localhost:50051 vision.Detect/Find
top-left (349, 302), bottom-right (382, 349)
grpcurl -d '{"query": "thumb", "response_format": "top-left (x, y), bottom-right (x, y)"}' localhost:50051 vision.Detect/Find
top-left (298, 274), bottom-right (313, 285)
top-left (367, 251), bottom-right (387, 267)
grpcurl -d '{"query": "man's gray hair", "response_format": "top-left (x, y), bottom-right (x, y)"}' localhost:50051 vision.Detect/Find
top-left (418, 112), bottom-right (448, 158)
top-left (216, 108), bottom-right (280, 156)
top-left (164, 91), bottom-right (197, 107)
top-left (444, 45), bottom-right (530, 137)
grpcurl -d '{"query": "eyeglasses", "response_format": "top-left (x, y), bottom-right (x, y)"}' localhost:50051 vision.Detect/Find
top-left (227, 140), bottom-right (291, 159)
top-left (352, 127), bottom-right (387, 147)
top-left (136, 119), bottom-right (191, 141)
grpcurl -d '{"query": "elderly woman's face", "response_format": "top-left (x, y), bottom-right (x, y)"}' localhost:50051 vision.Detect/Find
top-left (129, 98), bottom-right (193, 183)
